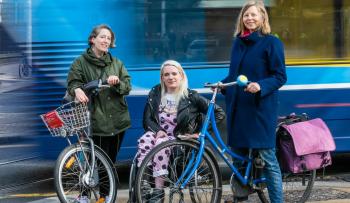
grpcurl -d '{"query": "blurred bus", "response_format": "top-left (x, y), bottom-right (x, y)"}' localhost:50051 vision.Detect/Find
top-left (1, 0), bottom-right (350, 164)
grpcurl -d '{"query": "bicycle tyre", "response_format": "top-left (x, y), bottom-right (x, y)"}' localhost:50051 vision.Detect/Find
top-left (257, 190), bottom-right (269, 203)
top-left (55, 144), bottom-right (118, 203)
top-left (282, 169), bottom-right (316, 203)
top-left (135, 139), bottom-right (222, 203)
top-left (257, 169), bottom-right (316, 203)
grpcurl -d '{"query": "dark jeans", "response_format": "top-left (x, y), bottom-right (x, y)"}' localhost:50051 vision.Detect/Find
top-left (93, 132), bottom-right (125, 162)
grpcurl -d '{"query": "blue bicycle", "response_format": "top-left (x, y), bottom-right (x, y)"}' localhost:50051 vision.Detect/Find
top-left (134, 76), bottom-right (315, 203)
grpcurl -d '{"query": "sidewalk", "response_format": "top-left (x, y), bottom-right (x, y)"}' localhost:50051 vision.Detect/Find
top-left (28, 179), bottom-right (350, 203)
top-left (307, 180), bottom-right (350, 203)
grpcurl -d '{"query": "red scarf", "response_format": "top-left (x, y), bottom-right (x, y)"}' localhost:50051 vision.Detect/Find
top-left (241, 30), bottom-right (251, 37)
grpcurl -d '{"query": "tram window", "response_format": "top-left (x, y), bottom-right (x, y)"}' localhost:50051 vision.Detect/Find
top-left (270, 0), bottom-right (340, 64)
top-left (135, 0), bottom-right (348, 65)
top-left (343, 1), bottom-right (350, 60)
top-left (270, 0), bottom-right (350, 64)
top-left (136, 0), bottom-right (239, 64)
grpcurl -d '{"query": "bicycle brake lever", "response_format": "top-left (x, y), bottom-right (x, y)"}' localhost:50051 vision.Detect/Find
top-left (100, 84), bottom-right (110, 88)
top-left (98, 79), bottom-right (110, 88)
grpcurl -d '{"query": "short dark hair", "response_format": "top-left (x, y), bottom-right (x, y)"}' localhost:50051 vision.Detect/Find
top-left (88, 24), bottom-right (116, 48)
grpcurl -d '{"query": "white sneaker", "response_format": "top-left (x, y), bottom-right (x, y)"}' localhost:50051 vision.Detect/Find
top-left (105, 196), bottom-right (110, 203)
top-left (76, 196), bottom-right (89, 203)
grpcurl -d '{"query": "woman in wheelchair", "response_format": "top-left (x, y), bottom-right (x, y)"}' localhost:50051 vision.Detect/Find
top-left (136, 60), bottom-right (225, 202)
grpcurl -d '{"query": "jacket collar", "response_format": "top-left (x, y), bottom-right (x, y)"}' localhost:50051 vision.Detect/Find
top-left (83, 47), bottom-right (113, 68)
top-left (238, 30), bottom-right (264, 44)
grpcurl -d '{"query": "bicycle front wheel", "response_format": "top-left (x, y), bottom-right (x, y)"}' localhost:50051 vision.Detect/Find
top-left (55, 144), bottom-right (118, 203)
top-left (135, 139), bottom-right (222, 203)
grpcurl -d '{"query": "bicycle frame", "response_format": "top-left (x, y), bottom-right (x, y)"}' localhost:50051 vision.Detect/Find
top-left (176, 86), bottom-right (266, 189)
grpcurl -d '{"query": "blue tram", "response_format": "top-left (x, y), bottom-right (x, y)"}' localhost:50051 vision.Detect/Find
top-left (1, 0), bottom-right (350, 164)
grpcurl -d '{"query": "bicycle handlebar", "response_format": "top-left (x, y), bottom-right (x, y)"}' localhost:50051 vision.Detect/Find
top-left (204, 75), bottom-right (250, 88)
top-left (204, 81), bottom-right (238, 88)
top-left (82, 79), bottom-right (109, 93)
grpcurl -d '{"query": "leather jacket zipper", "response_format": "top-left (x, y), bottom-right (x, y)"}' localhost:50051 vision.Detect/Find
top-left (147, 98), bottom-right (159, 133)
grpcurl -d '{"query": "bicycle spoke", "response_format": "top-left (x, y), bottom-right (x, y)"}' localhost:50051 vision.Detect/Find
top-left (136, 140), bottom-right (221, 203)
top-left (55, 145), bottom-right (117, 203)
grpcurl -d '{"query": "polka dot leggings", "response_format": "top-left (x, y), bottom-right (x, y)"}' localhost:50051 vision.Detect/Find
top-left (136, 132), bottom-right (175, 177)
top-left (137, 112), bottom-right (177, 177)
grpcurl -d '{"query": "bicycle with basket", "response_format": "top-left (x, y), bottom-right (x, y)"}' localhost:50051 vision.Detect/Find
top-left (41, 79), bottom-right (118, 203)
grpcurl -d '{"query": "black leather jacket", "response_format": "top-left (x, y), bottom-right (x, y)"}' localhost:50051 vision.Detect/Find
top-left (143, 84), bottom-right (225, 136)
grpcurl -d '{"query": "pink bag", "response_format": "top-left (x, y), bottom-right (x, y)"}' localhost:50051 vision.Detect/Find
top-left (278, 118), bottom-right (336, 173)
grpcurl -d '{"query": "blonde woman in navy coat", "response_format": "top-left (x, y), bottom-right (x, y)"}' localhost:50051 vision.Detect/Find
top-left (221, 1), bottom-right (287, 203)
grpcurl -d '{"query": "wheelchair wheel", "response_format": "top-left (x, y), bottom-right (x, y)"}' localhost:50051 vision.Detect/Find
top-left (128, 155), bottom-right (138, 203)
top-left (55, 144), bottom-right (118, 203)
top-left (135, 139), bottom-right (222, 203)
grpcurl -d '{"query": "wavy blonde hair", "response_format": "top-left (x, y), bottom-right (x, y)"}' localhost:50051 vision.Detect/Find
top-left (234, 1), bottom-right (271, 36)
top-left (160, 60), bottom-right (189, 103)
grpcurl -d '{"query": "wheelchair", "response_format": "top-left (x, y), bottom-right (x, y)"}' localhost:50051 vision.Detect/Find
top-left (128, 145), bottom-right (191, 203)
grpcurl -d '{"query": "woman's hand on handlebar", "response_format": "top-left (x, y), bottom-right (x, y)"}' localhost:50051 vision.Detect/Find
top-left (107, 75), bottom-right (120, 85)
top-left (245, 82), bottom-right (261, 94)
top-left (74, 88), bottom-right (89, 103)
top-left (209, 82), bottom-right (224, 92)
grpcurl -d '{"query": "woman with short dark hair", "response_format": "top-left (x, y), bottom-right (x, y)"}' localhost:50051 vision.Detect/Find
top-left (67, 24), bottom-right (131, 203)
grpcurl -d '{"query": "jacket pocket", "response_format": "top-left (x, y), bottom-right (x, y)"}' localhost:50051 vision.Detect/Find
top-left (116, 97), bottom-right (127, 111)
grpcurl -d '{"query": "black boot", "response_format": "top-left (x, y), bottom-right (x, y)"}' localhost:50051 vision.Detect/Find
top-left (149, 188), bottom-right (164, 203)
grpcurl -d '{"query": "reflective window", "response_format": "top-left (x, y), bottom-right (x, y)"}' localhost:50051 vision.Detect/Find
top-left (270, 0), bottom-right (337, 64)
top-left (342, 1), bottom-right (350, 60)
top-left (134, 0), bottom-right (239, 64)
top-left (132, 0), bottom-right (350, 65)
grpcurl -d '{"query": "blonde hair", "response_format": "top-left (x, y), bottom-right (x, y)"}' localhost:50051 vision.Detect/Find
top-left (160, 60), bottom-right (189, 103)
top-left (234, 0), bottom-right (271, 36)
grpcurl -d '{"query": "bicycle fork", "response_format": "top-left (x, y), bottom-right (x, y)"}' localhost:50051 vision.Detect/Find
top-left (81, 137), bottom-right (98, 188)
top-left (66, 133), bottom-right (98, 188)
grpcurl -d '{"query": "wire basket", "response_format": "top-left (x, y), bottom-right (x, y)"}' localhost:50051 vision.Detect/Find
top-left (40, 102), bottom-right (90, 137)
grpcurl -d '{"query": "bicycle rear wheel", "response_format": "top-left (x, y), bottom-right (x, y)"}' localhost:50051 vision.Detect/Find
top-left (257, 169), bottom-right (316, 203)
top-left (55, 144), bottom-right (118, 203)
top-left (282, 169), bottom-right (316, 203)
top-left (135, 139), bottom-right (222, 203)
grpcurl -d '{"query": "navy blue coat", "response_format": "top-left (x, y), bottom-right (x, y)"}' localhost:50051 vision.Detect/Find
top-left (222, 31), bottom-right (287, 149)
